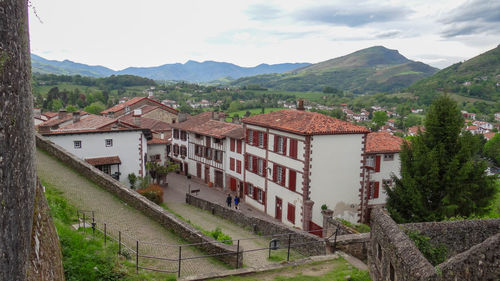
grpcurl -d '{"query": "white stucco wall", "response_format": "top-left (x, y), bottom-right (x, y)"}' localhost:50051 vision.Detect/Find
top-left (309, 133), bottom-right (365, 224)
top-left (225, 137), bottom-right (244, 182)
top-left (367, 153), bottom-right (400, 205)
top-left (45, 130), bottom-right (147, 186)
top-left (147, 143), bottom-right (168, 164)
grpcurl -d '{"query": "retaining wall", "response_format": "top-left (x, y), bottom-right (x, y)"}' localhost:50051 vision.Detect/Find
top-left (36, 134), bottom-right (242, 267)
top-left (186, 194), bottom-right (326, 256)
top-left (333, 233), bottom-right (370, 262)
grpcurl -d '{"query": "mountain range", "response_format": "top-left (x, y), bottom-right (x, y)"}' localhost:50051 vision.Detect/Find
top-left (230, 46), bottom-right (439, 93)
top-left (30, 54), bottom-right (310, 82)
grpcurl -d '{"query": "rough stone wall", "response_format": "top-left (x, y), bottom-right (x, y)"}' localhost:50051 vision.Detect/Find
top-left (403, 219), bottom-right (500, 258)
top-left (27, 181), bottom-right (65, 281)
top-left (186, 194), bottom-right (326, 256)
top-left (333, 233), bottom-right (370, 262)
top-left (439, 233), bottom-right (500, 281)
top-left (368, 208), bottom-right (436, 281)
top-left (36, 134), bottom-right (242, 267)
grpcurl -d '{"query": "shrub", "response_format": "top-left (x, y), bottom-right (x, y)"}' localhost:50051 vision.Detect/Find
top-left (406, 230), bottom-right (448, 266)
top-left (138, 184), bottom-right (164, 204)
top-left (202, 227), bottom-right (233, 245)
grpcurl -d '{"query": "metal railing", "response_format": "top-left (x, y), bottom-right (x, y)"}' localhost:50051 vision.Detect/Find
top-left (76, 210), bottom-right (343, 278)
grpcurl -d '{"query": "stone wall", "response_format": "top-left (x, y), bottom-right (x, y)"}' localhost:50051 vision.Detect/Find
top-left (36, 134), bottom-right (242, 267)
top-left (333, 233), bottom-right (370, 262)
top-left (186, 194), bottom-right (326, 256)
top-left (403, 218), bottom-right (500, 258)
top-left (368, 207), bottom-right (500, 281)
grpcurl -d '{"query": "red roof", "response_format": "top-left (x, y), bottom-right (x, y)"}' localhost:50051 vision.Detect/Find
top-left (118, 114), bottom-right (171, 132)
top-left (42, 112), bottom-right (58, 119)
top-left (365, 132), bottom-right (404, 153)
top-left (170, 112), bottom-right (213, 130)
top-left (147, 138), bottom-right (169, 145)
top-left (187, 120), bottom-right (242, 139)
top-left (57, 115), bottom-right (116, 130)
top-left (85, 156), bottom-right (121, 166)
top-left (243, 110), bottom-right (369, 135)
top-left (101, 97), bottom-right (178, 115)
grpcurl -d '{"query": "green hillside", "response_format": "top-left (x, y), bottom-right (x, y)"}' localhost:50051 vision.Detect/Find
top-left (409, 44), bottom-right (500, 101)
top-left (231, 46), bottom-right (438, 93)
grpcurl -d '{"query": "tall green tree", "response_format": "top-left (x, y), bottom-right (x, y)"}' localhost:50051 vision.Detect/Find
top-left (386, 95), bottom-right (496, 223)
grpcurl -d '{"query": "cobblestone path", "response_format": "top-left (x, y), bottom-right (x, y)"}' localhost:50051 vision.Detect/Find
top-left (36, 149), bottom-right (226, 277)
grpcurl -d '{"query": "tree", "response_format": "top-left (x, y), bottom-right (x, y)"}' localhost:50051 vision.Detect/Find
top-left (372, 111), bottom-right (388, 128)
top-left (386, 95), bottom-right (497, 223)
top-left (0, 1), bottom-right (37, 279)
top-left (83, 101), bottom-right (105, 114)
top-left (484, 133), bottom-right (500, 165)
top-left (146, 161), bottom-right (179, 184)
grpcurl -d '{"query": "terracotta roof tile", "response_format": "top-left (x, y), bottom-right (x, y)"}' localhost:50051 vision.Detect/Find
top-left (242, 109), bottom-right (369, 135)
top-left (101, 97), bottom-right (147, 114)
top-left (85, 156), bottom-right (121, 166)
top-left (483, 132), bottom-right (496, 140)
top-left (365, 132), bottom-right (404, 153)
top-left (147, 138), bottom-right (169, 145)
top-left (170, 112), bottom-right (213, 130)
top-left (189, 120), bottom-right (242, 139)
top-left (118, 114), bottom-right (171, 132)
top-left (58, 115), bottom-right (116, 130)
top-left (223, 127), bottom-right (245, 139)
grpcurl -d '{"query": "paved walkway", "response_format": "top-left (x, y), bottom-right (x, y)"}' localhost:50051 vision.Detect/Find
top-left (36, 149), bottom-right (226, 277)
top-left (163, 173), bottom-right (304, 267)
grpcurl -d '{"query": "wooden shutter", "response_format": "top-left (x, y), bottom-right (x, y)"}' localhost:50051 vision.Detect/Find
top-left (230, 138), bottom-right (235, 152)
top-left (246, 129), bottom-right (250, 143)
top-left (273, 163), bottom-right (277, 182)
top-left (252, 156), bottom-right (257, 173)
top-left (253, 187), bottom-right (258, 200)
top-left (374, 182), bottom-right (380, 198)
top-left (263, 160), bottom-right (267, 177)
top-left (237, 140), bottom-right (242, 153)
top-left (290, 139), bottom-right (298, 158)
top-left (230, 178), bottom-right (237, 191)
top-left (236, 160), bottom-right (241, 174)
top-left (289, 170), bottom-right (296, 191)
top-left (253, 131), bottom-right (258, 146)
top-left (245, 154), bottom-right (248, 170)
top-left (282, 138), bottom-right (287, 155)
top-left (244, 182), bottom-right (248, 195)
top-left (281, 167), bottom-right (286, 185)
top-left (262, 190), bottom-right (266, 206)
top-left (287, 203), bottom-right (295, 224)
top-left (230, 158), bottom-right (235, 171)
top-left (375, 155), bottom-right (381, 172)
top-left (263, 133), bottom-right (268, 149)
top-left (274, 135), bottom-right (278, 152)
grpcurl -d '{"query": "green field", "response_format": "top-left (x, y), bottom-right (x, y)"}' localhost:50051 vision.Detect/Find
top-left (225, 107), bottom-right (283, 121)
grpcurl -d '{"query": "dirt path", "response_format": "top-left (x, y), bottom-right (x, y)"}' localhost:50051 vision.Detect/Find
top-left (36, 149), bottom-right (225, 277)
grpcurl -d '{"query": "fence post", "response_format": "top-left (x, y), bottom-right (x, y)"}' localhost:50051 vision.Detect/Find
top-left (118, 231), bottom-right (121, 255)
top-left (104, 223), bottom-right (107, 245)
top-left (178, 246), bottom-right (182, 278)
top-left (236, 240), bottom-right (240, 269)
top-left (92, 217), bottom-right (95, 236)
top-left (287, 234), bottom-right (291, 261)
top-left (136, 240), bottom-right (139, 274)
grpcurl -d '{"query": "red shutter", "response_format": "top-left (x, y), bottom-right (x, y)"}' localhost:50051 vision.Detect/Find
top-left (237, 140), bottom-right (242, 153)
top-left (273, 164), bottom-right (277, 182)
top-left (230, 138), bottom-right (235, 152)
top-left (246, 129), bottom-right (250, 143)
top-left (375, 155), bottom-right (381, 172)
top-left (244, 182), bottom-right (248, 195)
top-left (236, 160), bottom-right (241, 174)
top-left (290, 139), bottom-right (298, 158)
top-left (281, 167), bottom-right (286, 186)
top-left (263, 133), bottom-right (268, 149)
top-left (252, 131), bottom-right (258, 146)
top-left (230, 158), bottom-right (235, 171)
top-left (262, 190), bottom-right (266, 206)
top-left (374, 182), bottom-right (380, 198)
top-left (253, 188), bottom-right (258, 200)
top-left (283, 138), bottom-right (287, 156)
top-left (287, 203), bottom-right (295, 224)
top-left (289, 170), bottom-right (296, 191)
top-left (263, 160), bottom-right (267, 177)
top-left (274, 135), bottom-right (278, 152)
top-left (245, 154), bottom-right (248, 170)
top-left (252, 156), bottom-right (257, 173)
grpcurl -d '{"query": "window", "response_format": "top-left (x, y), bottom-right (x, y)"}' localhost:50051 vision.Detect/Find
top-left (173, 144), bottom-right (179, 156)
top-left (214, 150), bottom-right (223, 162)
top-left (100, 165), bottom-right (111, 175)
top-left (289, 139), bottom-right (298, 158)
top-left (105, 139), bottom-right (113, 147)
top-left (366, 156), bottom-right (375, 167)
top-left (247, 129), bottom-right (253, 145)
top-left (257, 159), bottom-right (264, 175)
top-left (369, 182), bottom-right (380, 199)
top-left (195, 145), bottom-right (203, 156)
top-left (180, 146), bottom-right (187, 157)
top-left (236, 160), bottom-right (242, 174)
top-left (173, 129), bottom-right (179, 139)
top-left (205, 147), bottom-right (212, 159)
top-left (257, 188), bottom-right (263, 202)
top-left (274, 165), bottom-right (285, 185)
top-left (247, 155), bottom-right (253, 171)
top-left (180, 131), bottom-right (187, 141)
top-left (125, 106), bottom-right (130, 113)
top-left (205, 136), bottom-right (211, 147)
top-left (258, 132), bottom-right (264, 147)
top-left (274, 136), bottom-right (286, 154)
top-left (74, 140), bottom-right (82, 149)
top-left (384, 154), bottom-right (394, 161)
top-left (230, 138), bottom-right (235, 152)
top-left (230, 158), bottom-right (235, 171)
top-left (195, 133), bottom-right (201, 139)
top-left (214, 138), bottom-right (221, 144)
top-left (236, 140), bottom-right (242, 153)
top-left (248, 183), bottom-right (254, 197)
top-left (287, 203), bottom-right (295, 224)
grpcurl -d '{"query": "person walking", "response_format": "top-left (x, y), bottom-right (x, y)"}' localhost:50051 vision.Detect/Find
top-left (226, 194), bottom-right (232, 208)
top-left (234, 195), bottom-right (240, 210)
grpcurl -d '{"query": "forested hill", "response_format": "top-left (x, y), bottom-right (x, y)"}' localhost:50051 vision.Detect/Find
top-left (408, 44), bottom-right (500, 101)
top-left (30, 54), bottom-right (310, 82)
top-left (230, 46), bottom-right (438, 93)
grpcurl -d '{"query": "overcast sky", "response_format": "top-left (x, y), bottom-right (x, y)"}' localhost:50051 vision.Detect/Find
top-left (28, 0), bottom-right (500, 70)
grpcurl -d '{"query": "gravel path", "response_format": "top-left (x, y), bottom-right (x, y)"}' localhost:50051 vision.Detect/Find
top-left (36, 149), bottom-right (226, 277)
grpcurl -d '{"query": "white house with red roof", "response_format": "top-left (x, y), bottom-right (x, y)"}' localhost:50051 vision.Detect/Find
top-left (40, 113), bottom-right (152, 186)
top-left (241, 102), bottom-right (370, 233)
top-left (101, 96), bottom-right (178, 123)
top-left (359, 132), bottom-right (403, 223)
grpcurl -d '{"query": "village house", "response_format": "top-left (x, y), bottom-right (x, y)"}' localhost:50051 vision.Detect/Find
top-left (461, 110), bottom-right (476, 120)
top-left (472, 120), bottom-right (493, 131)
top-left (359, 132), bottom-right (403, 223)
top-left (241, 102), bottom-right (370, 232)
top-left (100, 96), bottom-right (178, 122)
top-left (407, 125), bottom-right (425, 136)
top-left (39, 113), bottom-right (152, 186)
top-left (495, 112), bottom-right (500, 122)
top-left (170, 112), bottom-right (243, 190)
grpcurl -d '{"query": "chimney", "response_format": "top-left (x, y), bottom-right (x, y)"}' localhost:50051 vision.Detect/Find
top-left (211, 112), bottom-right (217, 120)
top-left (160, 133), bottom-right (164, 140)
top-left (38, 125), bottom-right (50, 134)
top-left (232, 116), bottom-right (240, 124)
top-left (133, 109), bottom-right (142, 127)
top-left (219, 113), bottom-right (226, 122)
top-left (72, 111), bottom-right (81, 123)
top-left (33, 108), bottom-right (41, 118)
top-left (178, 113), bottom-right (187, 123)
top-left (58, 109), bottom-right (68, 119)
top-left (297, 99), bottom-right (305, 111)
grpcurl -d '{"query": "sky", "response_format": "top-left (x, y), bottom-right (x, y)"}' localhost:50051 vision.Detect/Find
top-left (28, 0), bottom-right (500, 71)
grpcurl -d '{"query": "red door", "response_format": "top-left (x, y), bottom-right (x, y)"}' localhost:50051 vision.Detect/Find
top-left (230, 177), bottom-right (237, 191)
top-left (275, 197), bottom-right (282, 221)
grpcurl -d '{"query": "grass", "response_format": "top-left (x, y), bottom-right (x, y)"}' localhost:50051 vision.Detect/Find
top-left (338, 219), bottom-right (371, 233)
top-left (212, 257), bottom-right (371, 281)
top-left (225, 107), bottom-right (283, 121)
